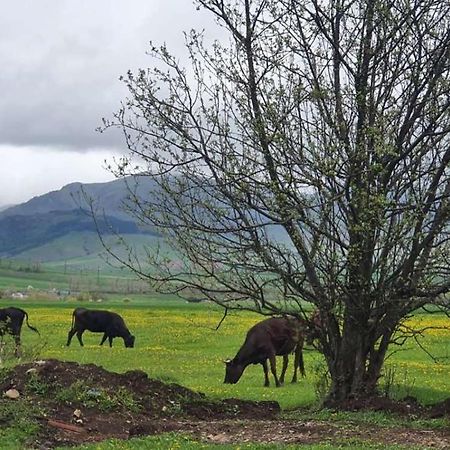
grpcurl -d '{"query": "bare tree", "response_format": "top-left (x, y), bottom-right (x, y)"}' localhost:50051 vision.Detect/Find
top-left (102, 0), bottom-right (450, 405)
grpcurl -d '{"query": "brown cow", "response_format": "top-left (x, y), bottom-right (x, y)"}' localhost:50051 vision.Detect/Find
top-left (224, 316), bottom-right (306, 387)
top-left (305, 309), bottom-right (323, 346)
top-left (305, 309), bottom-right (325, 344)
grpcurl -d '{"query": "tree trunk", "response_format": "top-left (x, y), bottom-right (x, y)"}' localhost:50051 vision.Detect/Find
top-left (322, 315), bottom-right (390, 407)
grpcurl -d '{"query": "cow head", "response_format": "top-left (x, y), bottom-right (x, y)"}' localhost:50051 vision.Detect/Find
top-left (124, 334), bottom-right (135, 348)
top-left (223, 358), bottom-right (245, 384)
top-left (305, 325), bottom-right (320, 346)
top-left (305, 310), bottom-right (323, 345)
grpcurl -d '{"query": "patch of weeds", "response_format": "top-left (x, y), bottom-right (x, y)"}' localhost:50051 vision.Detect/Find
top-left (18, 339), bottom-right (48, 363)
top-left (114, 386), bottom-right (141, 413)
top-left (55, 381), bottom-right (140, 412)
top-left (0, 340), bottom-right (18, 368)
top-left (0, 367), bottom-right (12, 385)
top-left (55, 381), bottom-right (115, 411)
top-left (0, 339), bottom-right (48, 370)
top-left (223, 401), bottom-right (241, 416)
top-left (25, 372), bottom-right (50, 396)
top-left (162, 399), bottom-right (183, 415)
top-left (311, 360), bottom-right (331, 404)
top-left (380, 365), bottom-right (416, 400)
top-left (0, 399), bottom-right (42, 448)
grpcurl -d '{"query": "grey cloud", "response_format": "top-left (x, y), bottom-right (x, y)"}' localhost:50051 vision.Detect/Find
top-left (0, 0), bottom-right (218, 151)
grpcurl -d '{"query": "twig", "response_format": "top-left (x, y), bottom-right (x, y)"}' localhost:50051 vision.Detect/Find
top-left (215, 307), bottom-right (228, 331)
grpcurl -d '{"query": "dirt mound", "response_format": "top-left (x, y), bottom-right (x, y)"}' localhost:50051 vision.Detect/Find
top-left (430, 398), bottom-right (450, 418)
top-left (1, 359), bottom-right (449, 449)
top-left (0, 359), bottom-right (280, 448)
top-left (326, 394), bottom-right (450, 419)
top-left (330, 395), bottom-right (425, 416)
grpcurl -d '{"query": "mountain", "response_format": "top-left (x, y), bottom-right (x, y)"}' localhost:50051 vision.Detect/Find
top-left (0, 177), bottom-right (158, 220)
top-left (0, 176), bottom-right (289, 265)
top-left (0, 177), bottom-right (161, 261)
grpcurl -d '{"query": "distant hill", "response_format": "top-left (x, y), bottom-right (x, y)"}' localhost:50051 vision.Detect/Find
top-left (0, 176), bottom-right (289, 264)
top-left (14, 232), bottom-right (170, 273)
top-left (0, 177), bottom-right (161, 261)
top-left (0, 177), bottom-right (158, 220)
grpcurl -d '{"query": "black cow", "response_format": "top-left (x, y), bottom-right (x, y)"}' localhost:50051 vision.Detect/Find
top-left (0, 307), bottom-right (39, 355)
top-left (66, 308), bottom-right (135, 348)
top-left (224, 316), bottom-right (306, 387)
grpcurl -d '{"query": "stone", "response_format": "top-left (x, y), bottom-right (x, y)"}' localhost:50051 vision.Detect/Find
top-left (4, 389), bottom-right (20, 399)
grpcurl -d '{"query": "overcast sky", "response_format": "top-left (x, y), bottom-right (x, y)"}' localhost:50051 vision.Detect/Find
top-left (0, 0), bottom-right (219, 207)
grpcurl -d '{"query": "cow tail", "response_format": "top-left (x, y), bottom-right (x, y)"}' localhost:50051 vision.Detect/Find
top-left (294, 326), bottom-right (306, 378)
top-left (24, 311), bottom-right (40, 335)
top-left (298, 344), bottom-right (305, 377)
top-left (70, 309), bottom-right (76, 331)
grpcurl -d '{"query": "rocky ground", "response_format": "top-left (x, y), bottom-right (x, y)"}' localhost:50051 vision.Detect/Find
top-left (0, 359), bottom-right (449, 449)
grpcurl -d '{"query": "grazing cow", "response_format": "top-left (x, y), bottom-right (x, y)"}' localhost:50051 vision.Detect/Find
top-left (0, 307), bottom-right (39, 355)
top-left (305, 309), bottom-right (324, 346)
top-left (224, 316), bottom-right (306, 387)
top-left (66, 308), bottom-right (135, 348)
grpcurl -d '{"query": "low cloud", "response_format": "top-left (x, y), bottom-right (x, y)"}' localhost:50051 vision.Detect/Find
top-left (0, 146), bottom-right (117, 206)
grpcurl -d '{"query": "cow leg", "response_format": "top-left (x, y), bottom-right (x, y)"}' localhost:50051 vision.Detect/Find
top-left (99, 333), bottom-right (108, 346)
top-left (11, 324), bottom-right (21, 357)
top-left (268, 354), bottom-right (281, 387)
top-left (108, 335), bottom-right (113, 347)
top-left (76, 331), bottom-right (84, 346)
top-left (261, 360), bottom-right (270, 387)
top-left (66, 328), bottom-right (77, 346)
top-left (14, 334), bottom-right (21, 357)
top-left (280, 354), bottom-right (289, 385)
top-left (292, 344), bottom-right (300, 383)
top-left (291, 342), bottom-right (305, 383)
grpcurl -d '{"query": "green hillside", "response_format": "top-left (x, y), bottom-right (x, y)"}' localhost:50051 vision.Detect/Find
top-left (0, 177), bottom-right (161, 259)
top-left (11, 232), bottom-right (175, 273)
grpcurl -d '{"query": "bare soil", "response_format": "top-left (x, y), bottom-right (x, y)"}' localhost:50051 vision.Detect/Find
top-left (0, 359), bottom-right (449, 449)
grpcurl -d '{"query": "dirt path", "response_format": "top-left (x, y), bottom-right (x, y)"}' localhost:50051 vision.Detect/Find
top-left (33, 416), bottom-right (450, 449)
top-left (129, 418), bottom-right (450, 449)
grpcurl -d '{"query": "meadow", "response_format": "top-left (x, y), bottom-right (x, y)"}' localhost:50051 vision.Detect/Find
top-left (3, 294), bottom-right (450, 409)
top-left (0, 264), bottom-right (449, 449)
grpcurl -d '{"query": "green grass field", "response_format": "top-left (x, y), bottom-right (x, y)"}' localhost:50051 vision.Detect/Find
top-left (3, 295), bottom-right (450, 408)
top-left (0, 288), bottom-right (449, 449)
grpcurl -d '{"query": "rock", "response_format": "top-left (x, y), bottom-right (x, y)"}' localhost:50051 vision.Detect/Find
top-left (26, 368), bottom-right (38, 375)
top-left (208, 433), bottom-right (229, 443)
top-left (4, 389), bottom-right (20, 399)
top-left (73, 409), bottom-right (82, 418)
